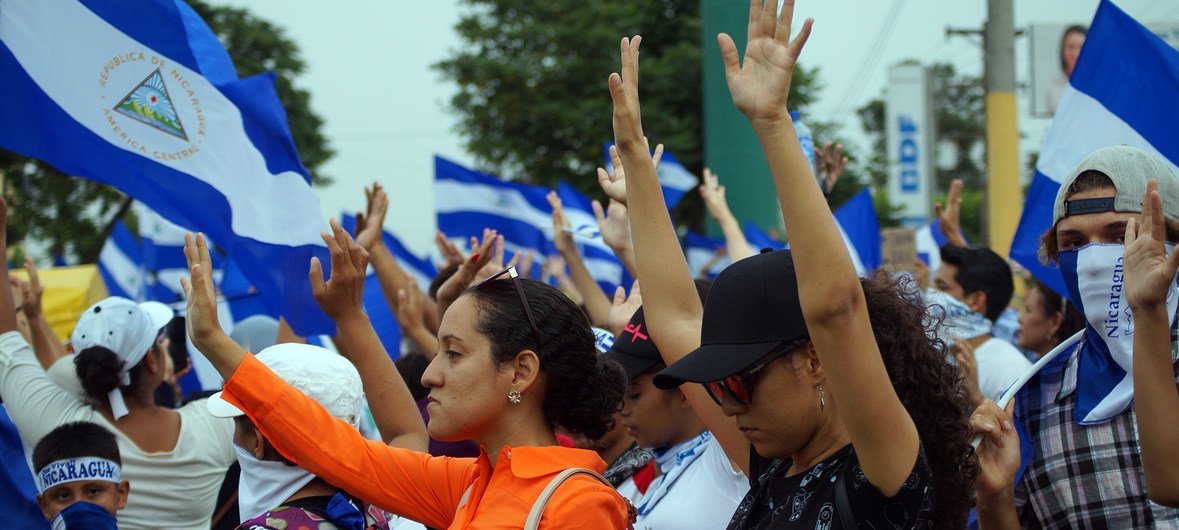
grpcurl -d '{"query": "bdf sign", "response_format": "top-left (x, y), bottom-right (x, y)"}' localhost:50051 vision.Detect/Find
top-left (886, 63), bottom-right (934, 224)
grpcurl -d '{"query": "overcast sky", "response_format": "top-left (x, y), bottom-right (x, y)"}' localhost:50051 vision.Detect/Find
top-left (211, 0), bottom-right (1177, 255)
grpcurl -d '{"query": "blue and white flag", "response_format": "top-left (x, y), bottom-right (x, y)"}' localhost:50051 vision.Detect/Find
top-left (97, 221), bottom-right (144, 300)
top-left (742, 221), bottom-right (786, 252)
top-left (1010, 0), bottom-right (1179, 297)
top-left (603, 143), bottom-right (699, 209)
top-left (832, 187), bottom-right (882, 273)
top-left (435, 156), bottom-right (625, 292)
top-left (915, 219), bottom-right (951, 273)
top-left (0, 0), bottom-right (332, 334)
top-left (684, 231), bottom-right (729, 279)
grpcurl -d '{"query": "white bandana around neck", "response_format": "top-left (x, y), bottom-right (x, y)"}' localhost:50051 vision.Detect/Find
top-left (636, 431), bottom-right (712, 517)
top-left (36, 457), bottom-right (122, 493)
top-left (923, 289), bottom-right (994, 344)
top-left (234, 444), bottom-right (317, 522)
top-left (1059, 242), bottom-right (1179, 424)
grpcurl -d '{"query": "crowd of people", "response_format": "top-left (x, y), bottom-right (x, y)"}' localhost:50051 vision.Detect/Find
top-left (1, 1), bottom-right (1178, 528)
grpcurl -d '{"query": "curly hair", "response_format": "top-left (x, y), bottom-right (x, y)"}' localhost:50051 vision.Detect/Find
top-left (464, 278), bottom-right (626, 440)
top-left (859, 273), bottom-right (979, 529)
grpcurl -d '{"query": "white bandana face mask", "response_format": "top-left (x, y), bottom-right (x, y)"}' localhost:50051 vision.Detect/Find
top-left (234, 444), bottom-right (317, 523)
top-left (1059, 242), bottom-right (1179, 423)
top-left (923, 288), bottom-right (994, 344)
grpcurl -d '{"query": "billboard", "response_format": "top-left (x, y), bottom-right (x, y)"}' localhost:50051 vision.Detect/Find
top-left (885, 63), bottom-right (935, 225)
top-left (1030, 22), bottom-right (1179, 117)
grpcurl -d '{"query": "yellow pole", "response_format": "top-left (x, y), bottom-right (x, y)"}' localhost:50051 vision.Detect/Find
top-left (985, 91), bottom-right (1021, 258)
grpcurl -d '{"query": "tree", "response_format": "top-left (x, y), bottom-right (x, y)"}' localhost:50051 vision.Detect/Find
top-left (1, 0), bottom-right (331, 264)
top-left (436, 0), bottom-right (823, 201)
top-left (858, 62), bottom-right (986, 241)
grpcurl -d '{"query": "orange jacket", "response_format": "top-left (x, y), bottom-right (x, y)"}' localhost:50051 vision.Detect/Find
top-left (223, 354), bottom-right (630, 529)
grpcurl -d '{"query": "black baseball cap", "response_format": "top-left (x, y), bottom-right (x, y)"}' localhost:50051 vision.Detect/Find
top-left (602, 307), bottom-right (662, 380)
top-left (653, 249), bottom-right (809, 389)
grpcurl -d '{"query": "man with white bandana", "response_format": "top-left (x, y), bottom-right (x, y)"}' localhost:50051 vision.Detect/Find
top-left (207, 343), bottom-right (426, 530)
top-left (972, 145), bottom-right (1179, 528)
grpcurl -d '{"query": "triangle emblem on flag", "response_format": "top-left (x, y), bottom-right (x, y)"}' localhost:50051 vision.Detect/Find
top-left (114, 68), bottom-right (188, 140)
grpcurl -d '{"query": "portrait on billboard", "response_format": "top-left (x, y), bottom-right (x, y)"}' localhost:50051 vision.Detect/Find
top-left (1030, 24), bottom-right (1086, 117)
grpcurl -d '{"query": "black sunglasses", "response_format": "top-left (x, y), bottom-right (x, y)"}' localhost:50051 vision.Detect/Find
top-left (704, 349), bottom-right (787, 407)
top-left (471, 265), bottom-right (542, 348)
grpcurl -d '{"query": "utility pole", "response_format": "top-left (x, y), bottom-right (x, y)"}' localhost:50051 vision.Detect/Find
top-left (984, 0), bottom-right (1021, 258)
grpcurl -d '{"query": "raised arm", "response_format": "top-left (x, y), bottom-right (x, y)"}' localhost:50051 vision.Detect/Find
top-left (699, 168), bottom-right (755, 261)
top-left (395, 283), bottom-right (440, 359)
top-left (15, 259), bottom-right (68, 369)
top-left (312, 219), bottom-right (429, 451)
top-left (547, 192), bottom-right (612, 326)
top-left (1124, 179), bottom-right (1179, 507)
top-left (934, 179), bottom-right (969, 249)
top-left (433, 230), bottom-right (497, 321)
top-left (593, 199), bottom-right (638, 279)
top-left (607, 35), bottom-right (750, 472)
top-left (720, 0), bottom-right (917, 494)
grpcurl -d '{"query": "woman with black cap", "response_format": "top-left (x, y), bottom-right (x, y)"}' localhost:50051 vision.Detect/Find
top-left (600, 1), bottom-right (976, 528)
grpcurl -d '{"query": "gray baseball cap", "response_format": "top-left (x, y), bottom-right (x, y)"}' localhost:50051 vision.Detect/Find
top-left (1053, 145), bottom-right (1179, 224)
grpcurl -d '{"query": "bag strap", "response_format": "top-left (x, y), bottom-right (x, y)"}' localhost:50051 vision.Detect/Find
top-left (524, 468), bottom-right (635, 530)
top-left (834, 466), bottom-right (855, 529)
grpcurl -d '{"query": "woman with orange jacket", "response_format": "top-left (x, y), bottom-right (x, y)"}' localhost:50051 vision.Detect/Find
top-left (179, 221), bottom-right (632, 529)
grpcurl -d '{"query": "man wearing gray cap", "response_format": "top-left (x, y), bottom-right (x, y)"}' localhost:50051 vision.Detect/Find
top-left (973, 145), bottom-right (1179, 528)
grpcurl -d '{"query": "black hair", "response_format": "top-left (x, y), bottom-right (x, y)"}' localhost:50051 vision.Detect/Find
top-left (429, 264), bottom-right (460, 302)
top-left (33, 422), bottom-right (120, 473)
top-left (938, 245), bottom-right (1014, 322)
top-left (1059, 25), bottom-right (1088, 73)
top-left (234, 415), bottom-right (297, 466)
top-left (1027, 278), bottom-right (1086, 340)
top-left (395, 352), bottom-right (431, 402)
top-left (75, 346), bottom-right (150, 407)
top-left (464, 278), bottom-right (626, 440)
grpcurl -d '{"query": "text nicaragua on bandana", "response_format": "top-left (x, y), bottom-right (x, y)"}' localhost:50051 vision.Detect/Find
top-left (36, 457), bottom-right (122, 493)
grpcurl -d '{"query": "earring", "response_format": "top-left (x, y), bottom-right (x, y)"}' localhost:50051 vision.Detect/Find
top-left (818, 384), bottom-right (826, 410)
top-left (508, 388), bottom-right (522, 405)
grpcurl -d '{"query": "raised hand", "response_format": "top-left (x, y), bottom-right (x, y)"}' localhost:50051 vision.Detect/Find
top-left (934, 179), bottom-right (968, 248)
top-left (435, 230), bottom-right (466, 268)
top-left (607, 281), bottom-right (642, 338)
top-left (1125, 179), bottom-right (1179, 311)
top-left (597, 142), bottom-right (663, 206)
top-left (817, 142), bottom-right (847, 194)
top-left (311, 218), bottom-right (371, 321)
top-left (395, 284), bottom-right (427, 333)
top-left (517, 249), bottom-right (537, 279)
top-left (547, 191), bottom-right (576, 255)
top-left (354, 183), bottom-right (389, 251)
top-left (435, 229), bottom-right (497, 319)
top-left (593, 199), bottom-right (631, 253)
top-left (699, 168), bottom-right (735, 222)
top-left (20, 257), bottom-right (44, 322)
top-left (971, 400), bottom-right (1021, 501)
top-left (180, 233), bottom-right (224, 351)
top-left (718, 0), bottom-right (813, 128)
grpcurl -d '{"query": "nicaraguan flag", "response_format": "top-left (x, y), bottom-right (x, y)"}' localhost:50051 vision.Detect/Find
top-left (832, 187), bottom-right (882, 273)
top-left (684, 231), bottom-right (729, 279)
top-left (742, 221), bottom-right (786, 252)
top-left (1010, 0), bottom-right (1179, 297)
top-left (0, 406), bottom-right (46, 530)
top-left (435, 156), bottom-right (625, 291)
top-left (603, 142), bottom-right (699, 209)
top-left (0, 0), bottom-right (333, 334)
top-left (136, 203), bottom-right (225, 303)
top-left (97, 220), bottom-right (145, 300)
top-left (915, 220), bottom-right (951, 273)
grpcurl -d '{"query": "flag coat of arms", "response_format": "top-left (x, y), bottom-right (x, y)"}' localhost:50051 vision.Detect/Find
top-left (0, 0), bottom-right (334, 334)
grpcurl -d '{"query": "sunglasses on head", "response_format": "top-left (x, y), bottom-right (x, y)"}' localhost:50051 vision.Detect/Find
top-left (704, 349), bottom-right (788, 407)
top-left (471, 265), bottom-right (542, 348)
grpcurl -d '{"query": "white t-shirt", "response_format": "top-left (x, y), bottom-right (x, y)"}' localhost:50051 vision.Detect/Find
top-left (975, 336), bottom-right (1033, 401)
top-left (0, 332), bottom-right (235, 530)
top-left (629, 434), bottom-right (748, 530)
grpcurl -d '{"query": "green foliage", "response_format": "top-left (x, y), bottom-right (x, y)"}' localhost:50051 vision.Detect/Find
top-left (436, 0), bottom-right (822, 197)
top-left (1, 1), bottom-right (331, 264)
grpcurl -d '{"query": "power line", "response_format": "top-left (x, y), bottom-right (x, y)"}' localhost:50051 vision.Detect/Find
top-left (828, 0), bottom-right (906, 124)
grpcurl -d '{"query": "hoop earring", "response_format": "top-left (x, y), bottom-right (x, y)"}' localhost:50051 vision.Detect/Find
top-left (818, 384), bottom-right (826, 410)
top-left (508, 388), bottom-right (522, 405)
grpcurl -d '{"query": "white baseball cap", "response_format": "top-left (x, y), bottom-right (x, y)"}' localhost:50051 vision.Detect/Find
top-left (206, 343), bottom-right (364, 428)
top-left (70, 297), bottom-right (173, 419)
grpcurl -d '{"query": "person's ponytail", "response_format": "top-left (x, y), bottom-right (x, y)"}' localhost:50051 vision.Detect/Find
top-left (552, 356), bottom-right (626, 440)
top-left (74, 346), bottom-right (143, 406)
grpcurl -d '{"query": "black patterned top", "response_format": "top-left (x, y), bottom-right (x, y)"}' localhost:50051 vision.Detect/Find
top-left (727, 444), bottom-right (933, 529)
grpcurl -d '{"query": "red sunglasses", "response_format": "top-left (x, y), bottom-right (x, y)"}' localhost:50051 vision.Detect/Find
top-left (704, 350), bottom-right (786, 406)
